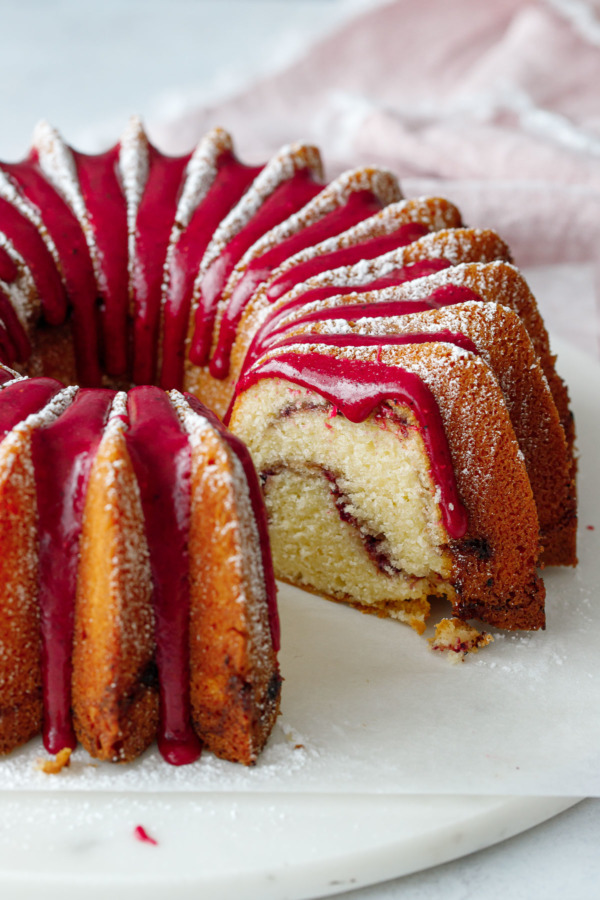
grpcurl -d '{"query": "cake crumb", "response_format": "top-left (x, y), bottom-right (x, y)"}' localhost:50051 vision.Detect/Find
top-left (429, 617), bottom-right (493, 663)
top-left (36, 747), bottom-right (72, 774)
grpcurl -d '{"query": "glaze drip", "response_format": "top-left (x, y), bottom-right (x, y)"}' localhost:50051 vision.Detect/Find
top-left (73, 147), bottom-right (129, 378)
top-left (32, 388), bottom-right (115, 754)
top-left (265, 221), bottom-right (430, 303)
top-left (160, 152), bottom-right (263, 391)
top-left (209, 189), bottom-right (385, 379)
top-left (235, 351), bottom-right (468, 539)
top-left (243, 283), bottom-right (482, 376)
top-left (125, 386), bottom-right (201, 766)
top-left (0, 376), bottom-right (62, 439)
top-left (190, 167), bottom-right (323, 366)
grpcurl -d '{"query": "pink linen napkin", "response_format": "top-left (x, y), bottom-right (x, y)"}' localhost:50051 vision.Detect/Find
top-left (154, 0), bottom-right (600, 356)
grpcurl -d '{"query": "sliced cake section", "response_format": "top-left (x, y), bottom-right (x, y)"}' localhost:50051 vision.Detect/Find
top-left (230, 340), bottom-right (545, 634)
top-left (266, 301), bottom-right (576, 566)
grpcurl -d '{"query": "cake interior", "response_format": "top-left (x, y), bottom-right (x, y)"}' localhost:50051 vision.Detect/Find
top-left (235, 379), bottom-right (456, 634)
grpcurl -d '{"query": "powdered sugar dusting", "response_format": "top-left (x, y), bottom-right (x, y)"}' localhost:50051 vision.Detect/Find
top-left (85, 390), bottom-right (153, 672)
top-left (0, 169), bottom-right (63, 277)
top-left (0, 234), bottom-right (40, 331)
top-left (194, 142), bottom-right (324, 283)
top-left (232, 166), bottom-right (401, 279)
top-left (118, 116), bottom-right (150, 297)
top-left (249, 196), bottom-right (462, 304)
top-left (161, 129), bottom-right (234, 309)
top-left (268, 228), bottom-right (511, 312)
top-left (216, 167), bottom-right (401, 318)
top-left (174, 128), bottom-right (233, 231)
top-left (3, 387), bottom-right (78, 448)
top-left (169, 389), bottom-right (272, 675)
top-left (0, 362), bottom-right (24, 385)
top-left (32, 120), bottom-right (105, 294)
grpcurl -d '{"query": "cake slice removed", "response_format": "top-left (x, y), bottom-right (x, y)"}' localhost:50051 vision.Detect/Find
top-left (171, 391), bottom-right (281, 764)
top-left (72, 392), bottom-right (158, 763)
top-left (230, 341), bottom-right (545, 634)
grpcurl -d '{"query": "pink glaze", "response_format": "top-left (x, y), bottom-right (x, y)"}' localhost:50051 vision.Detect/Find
top-left (274, 329), bottom-right (479, 356)
top-left (125, 386), bottom-right (201, 766)
top-left (243, 283), bottom-right (482, 377)
top-left (0, 376), bottom-right (63, 439)
top-left (265, 221), bottom-right (430, 303)
top-left (32, 389), bottom-right (115, 754)
top-left (73, 147), bottom-right (129, 378)
top-left (184, 393), bottom-right (280, 652)
top-left (189, 167), bottom-right (324, 367)
top-left (0, 286), bottom-right (31, 363)
top-left (235, 351), bottom-right (468, 539)
top-left (131, 148), bottom-right (190, 385)
top-left (209, 190), bottom-right (385, 379)
top-left (160, 153), bottom-right (263, 391)
top-left (134, 825), bottom-right (158, 846)
top-left (0, 319), bottom-right (17, 365)
top-left (0, 244), bottom-right (18, 283)
top-left (4, 158), bottom-right (101, 386)
top-left (0, 196), bottom-right (66, 325)
top-left (268, 259), bottom-right (451, 316)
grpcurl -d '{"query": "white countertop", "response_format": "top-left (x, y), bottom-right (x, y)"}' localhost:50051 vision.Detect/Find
top-left (0, 1), bottom-right (598, 897)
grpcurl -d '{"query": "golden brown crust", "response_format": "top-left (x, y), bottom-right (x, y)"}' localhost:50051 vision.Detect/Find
top-left (186, 421), bottom-right (280, 765)
top-left (392, 342), bottom-right (546, 630)
top-left (72, 414), bottom-right (158, 763)
top-left (0, 425), bottom-right (42, 755)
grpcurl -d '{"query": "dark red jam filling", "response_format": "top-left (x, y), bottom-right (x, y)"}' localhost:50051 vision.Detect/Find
top-left (4, 158), bottom-right (101, 386)
top-left (189, 167), bottom-right (324, 367)
top-left (32, 388), bottom-right (115, 754)
top-left (125, 386), bottom-right (201, 766)
top-left (0, 376), bottom-right (63, 439)
top-left (131, 148), bottom-right (191, 386)
top-left (265, 221), bottom-right (430, 303)
top-left (184, 393), bottom-right (280, 652)
top-left (0, 366), bottom-right (14, 385)
top-left (235, 351), bottom-right (468, 539)
top-left (209, 190), bottom-right (385, 380)
top-left (0, 196), bottom-right (66, 326)
top-left (243, 282), bottom-right (482, 377)
top-left (160, 152), bottom-right (263, 391)
top-left (73, 147), bottom-right (129, 378)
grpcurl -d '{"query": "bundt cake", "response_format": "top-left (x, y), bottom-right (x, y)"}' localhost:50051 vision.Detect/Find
top-left (0, 120), bottom-right (576, 764)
